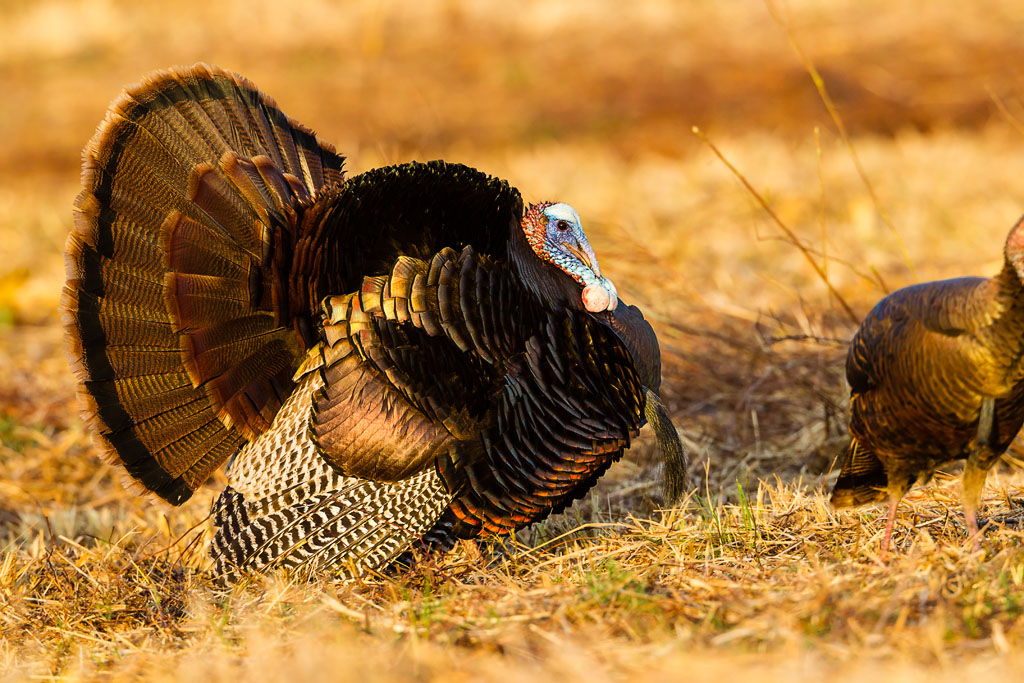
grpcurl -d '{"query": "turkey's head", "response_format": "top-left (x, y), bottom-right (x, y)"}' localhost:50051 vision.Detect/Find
top-left (522, 202), bottom-right (618, 312)
top-left (1005, 215), bottom-right (1024, 284)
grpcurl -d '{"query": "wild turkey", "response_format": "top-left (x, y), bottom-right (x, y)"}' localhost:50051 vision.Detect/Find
top-left (62, 64), bottom-right (686, 579)
top-left (830, 217), bottom-right (1024, 552)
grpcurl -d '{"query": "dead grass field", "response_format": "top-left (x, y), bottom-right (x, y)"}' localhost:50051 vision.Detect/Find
top-left (4, 0), bottom-right (1024, 679)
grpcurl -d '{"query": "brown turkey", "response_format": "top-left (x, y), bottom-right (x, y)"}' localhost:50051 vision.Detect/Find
top-left (62, 64), bottom-right (686, 580)
top-left (830, 217), bottom-right (1024, 552)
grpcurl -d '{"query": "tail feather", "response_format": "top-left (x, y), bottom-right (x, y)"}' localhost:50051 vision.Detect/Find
top-left (162, 212), bottom-right (253, 285)
top-left (65, 64), bottom-right (346, 504)
top-left (830, 438), bottom-right (889, 507)
top-left (166, 155), bottom-right (309, 436)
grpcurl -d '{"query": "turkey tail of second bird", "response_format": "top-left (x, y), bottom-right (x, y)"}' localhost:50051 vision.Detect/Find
top-left (830, 438), bottom-right (889, 507)
top-left (62, 64), bottom-right (346, 504)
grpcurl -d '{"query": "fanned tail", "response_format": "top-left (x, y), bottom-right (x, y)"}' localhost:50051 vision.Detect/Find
top-left (63, 64), bottom-right (346, 503)
top-left (211, 371), bottom-right (454, 580)
top-left (830, 438), bottom-right (889, 507)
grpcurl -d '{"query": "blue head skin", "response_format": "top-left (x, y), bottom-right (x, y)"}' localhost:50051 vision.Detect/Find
top-left (521, 202), bottom-right (618, 312)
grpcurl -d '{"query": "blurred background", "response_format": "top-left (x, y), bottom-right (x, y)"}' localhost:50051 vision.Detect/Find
top-left (4, 0), bottom-right (1024, 512)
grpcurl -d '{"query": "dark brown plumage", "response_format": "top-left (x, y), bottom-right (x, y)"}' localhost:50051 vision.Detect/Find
top-left (831, 217), bottom-right (1024, 552)
top-left (63, 64), bottom-right (686, 579)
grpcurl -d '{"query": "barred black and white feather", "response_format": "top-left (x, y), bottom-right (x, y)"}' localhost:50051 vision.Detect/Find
top-left (211, 369), bottom-right (452, 579)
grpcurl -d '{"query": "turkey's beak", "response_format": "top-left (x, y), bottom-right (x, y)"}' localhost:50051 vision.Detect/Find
top-left (562, 240), bottom-right (602, 278)
top-left (562, 238), bottom-right (617, 312)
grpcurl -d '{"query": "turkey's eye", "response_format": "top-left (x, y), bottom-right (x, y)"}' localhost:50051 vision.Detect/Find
top-left (555, 219), bottom-right (571, 232)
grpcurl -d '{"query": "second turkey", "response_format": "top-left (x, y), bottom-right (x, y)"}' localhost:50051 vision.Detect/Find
top-left (830, 216), bottom-right (1024, 553)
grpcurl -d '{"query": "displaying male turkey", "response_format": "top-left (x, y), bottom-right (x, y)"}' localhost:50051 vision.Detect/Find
top-left (830, 217), bottom-right (1024, 552)
top-left (63, 64), bottom-right (686, 579)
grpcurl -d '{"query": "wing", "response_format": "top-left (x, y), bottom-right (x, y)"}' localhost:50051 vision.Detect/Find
top-left (308, 246), bottom-right (518, 481)
top-left (913, 277), bottom-right (1000, 337)
top-left (854, 278), bottom-right (1012, 402)
top-left (844, 279), bottom-right (989, 398)
top-left (442, 309), bottom-right (648, 537)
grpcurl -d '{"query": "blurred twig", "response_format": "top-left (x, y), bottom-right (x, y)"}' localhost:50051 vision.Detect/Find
top-left (987, 87), bottom-right (1024, 139)
top-left (767, 0), bottom-right (917, 283)
top-left (692, 126), bottom-right (859, 326)
top-left (813, 127), bottom-right (830, 308)
top-left (764, 333), bottom-right (848, 347)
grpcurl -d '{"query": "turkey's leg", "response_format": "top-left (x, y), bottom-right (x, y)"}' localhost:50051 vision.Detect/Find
top-left (976, 396), bottom-right (995, 447)
top-left (962, 397), bottom-right (996, 552)
top-left (881, 494), bottom-right (900, 557)
top-left (961, 458), bottom-right (987, 552)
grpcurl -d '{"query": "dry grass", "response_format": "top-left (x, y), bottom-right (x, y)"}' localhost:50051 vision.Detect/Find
top-left (6, 474), bottom-right (1024, 680)
top-left (4, 0), bottom-right (1024, 679)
